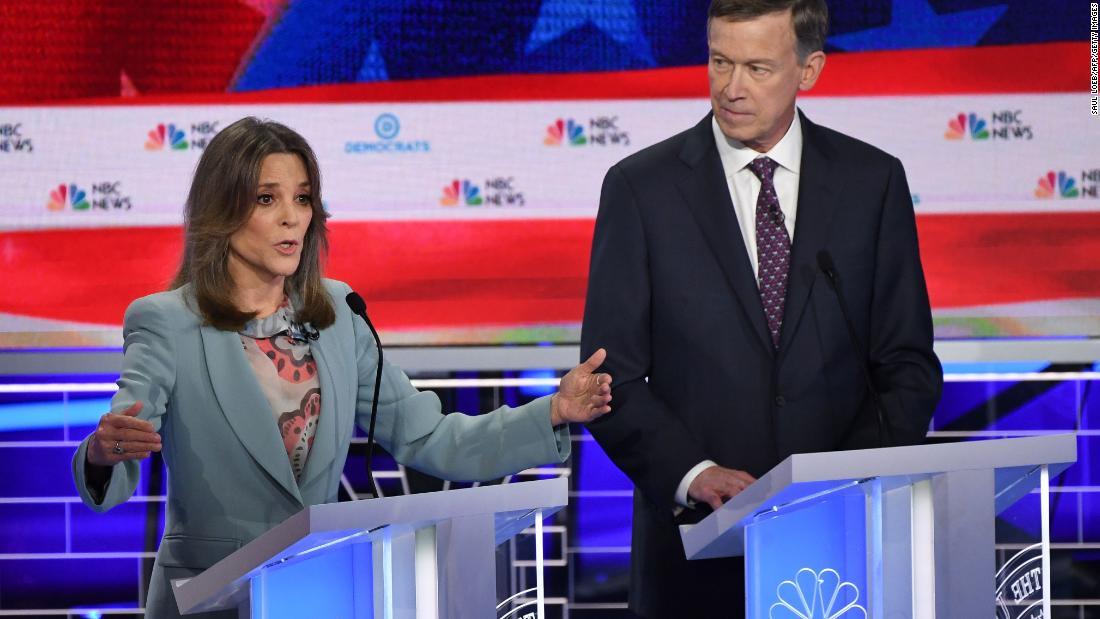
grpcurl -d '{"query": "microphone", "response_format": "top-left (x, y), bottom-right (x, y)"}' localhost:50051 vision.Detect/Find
top-left (816, 251), bottom-right (894, 448)
top-left (288, 320), bottom-right (320, 343)
top-left (345, 291), bottom-right (383, 499)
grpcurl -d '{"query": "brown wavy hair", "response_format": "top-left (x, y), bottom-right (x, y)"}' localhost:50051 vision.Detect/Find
top-left (170, 117), bottom-right (335, 331)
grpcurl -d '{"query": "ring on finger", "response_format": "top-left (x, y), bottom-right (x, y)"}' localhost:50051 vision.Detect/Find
top-left (112, 441), bottom-right (124, 455)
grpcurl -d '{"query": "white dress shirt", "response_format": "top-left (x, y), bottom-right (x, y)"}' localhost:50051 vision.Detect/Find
top-left (674, 112), bottom-right (804, 509)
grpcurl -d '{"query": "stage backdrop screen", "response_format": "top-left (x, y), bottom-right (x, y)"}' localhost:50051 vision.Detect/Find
top-left (0, 1), bottom-right (1093, 346)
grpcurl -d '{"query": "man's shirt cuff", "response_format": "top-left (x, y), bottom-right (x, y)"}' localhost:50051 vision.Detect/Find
top-left (675, 459), bottom-right (718, 509)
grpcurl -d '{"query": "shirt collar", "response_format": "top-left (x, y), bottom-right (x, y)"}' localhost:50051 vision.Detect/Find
top-left (711, 109), bottom-right (803, 177)
top-left (239, 294), bottom-right (313, 341)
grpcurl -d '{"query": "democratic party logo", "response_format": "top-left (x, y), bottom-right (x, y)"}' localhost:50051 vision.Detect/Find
top-left (144, 121), bottom-right (220, 151)
top-left (770, 568), bottom-right (865, 619)
top-left (544, 116), bottom-right (630, 148)
top-left (440, 177), bottom-right (525, 207)
top-left (47, 184), bottom-right (90, 211)
top-left (1035, 170), bottom-right (1082, 198)
top-left (441, 179), bottom-right (483, 206)
top-left (374, 113), bottom-right (400, 139)
top-left (944, 111), bottom-right (1033, 141)
top-left (944, 113), bottom-right (988, 140)
top-left (346, 113), bottom-right (430, 154)
top-left (47, 181), bottom-right (133, 212)
top-left (0, 122), bottom-right (33, 153)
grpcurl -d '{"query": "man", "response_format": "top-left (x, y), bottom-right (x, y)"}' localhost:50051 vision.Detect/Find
top-left (579, 0), bottom-right (943, 616)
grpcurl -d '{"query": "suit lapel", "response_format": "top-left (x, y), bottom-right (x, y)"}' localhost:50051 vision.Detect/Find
top-left (200, 324), bottom-right (304, 506)
top-left (298, 325), bottom-right (342, 490)
top-left (779, 112), bottom-right (839, 352)
top-left (676, 114), bottom-right (772, 352)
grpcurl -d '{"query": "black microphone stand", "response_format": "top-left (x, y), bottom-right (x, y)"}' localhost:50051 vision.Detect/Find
top-left (345, 291), bottom-right (384, 499)
top-left (817, 251), bottom-right (895, 448)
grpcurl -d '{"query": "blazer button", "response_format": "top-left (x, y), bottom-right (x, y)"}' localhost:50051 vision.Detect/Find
top-left (774, 395), bottom-right (786, 407)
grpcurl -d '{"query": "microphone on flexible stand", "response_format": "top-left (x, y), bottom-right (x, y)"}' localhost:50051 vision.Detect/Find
top-left (288, 321), bottom-right (320, 343)
top-left (345, 291), bottom-right (383, 499)
top-left (816, 251), bottom-right (894, 448)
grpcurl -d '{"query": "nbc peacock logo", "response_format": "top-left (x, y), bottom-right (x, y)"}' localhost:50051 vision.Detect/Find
top-left (440, 179), bottom-right (483, 206)
top-left (946, 110), bottom-right (1033, 141)
top-left (145, 123), bottom-right (188, 151)
top-left (1034, 170), bottom-right (1080, 199)
top-left (944, 113), bottom-right (989, 140)
top-left (46, 183), bottom-right (90, 211)
top-left (770, 568), bottom-right (866, 619)
top-left (544, 118), bottom-right (587, 146)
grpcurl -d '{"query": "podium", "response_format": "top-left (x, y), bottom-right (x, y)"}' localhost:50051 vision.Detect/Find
top-left (679, 434), bottom-right (1077, 618)
top-left (171, 477), bottom-right (567, 618)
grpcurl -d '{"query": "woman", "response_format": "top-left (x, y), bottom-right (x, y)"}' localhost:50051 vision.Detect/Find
top-left (71, 117), bottom-right (612, 618)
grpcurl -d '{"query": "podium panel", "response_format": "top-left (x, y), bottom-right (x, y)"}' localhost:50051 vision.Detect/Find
top-left (680, 435), bottom-right (1076, 618)
top-left (172, 478), bottom-right (567, 618)
top-left (746, 485), bottom-right (868, 618)
top-left (250, 543), bottom-right (373, 619)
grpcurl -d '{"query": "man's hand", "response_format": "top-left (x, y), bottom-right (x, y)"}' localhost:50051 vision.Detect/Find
top-left (688, 465), bottom-right (757, 510)
top-left (86, 402), bottom-right (162, 466)
top-left (551, 348), bottom-right (613, 426)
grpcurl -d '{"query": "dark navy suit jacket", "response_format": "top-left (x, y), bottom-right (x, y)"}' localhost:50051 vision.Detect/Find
top-left (580, 111), bottom-right (943, 617)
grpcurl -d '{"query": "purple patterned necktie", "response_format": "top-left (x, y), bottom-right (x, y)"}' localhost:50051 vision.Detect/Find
top-left (748, 156), bottom-right (790, 348)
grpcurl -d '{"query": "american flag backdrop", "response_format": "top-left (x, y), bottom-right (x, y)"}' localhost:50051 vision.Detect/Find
top-left (0, 0), bottom-right (1093, 346)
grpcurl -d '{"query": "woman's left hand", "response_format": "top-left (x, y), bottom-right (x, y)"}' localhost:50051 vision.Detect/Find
top-left (551, 348), bottom-right (613, 426)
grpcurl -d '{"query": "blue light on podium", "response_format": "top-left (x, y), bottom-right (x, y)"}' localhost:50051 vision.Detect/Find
top-left (746, 487), bottom-right (869, 618)
top-left (251, 543), bottom-right (374, 618)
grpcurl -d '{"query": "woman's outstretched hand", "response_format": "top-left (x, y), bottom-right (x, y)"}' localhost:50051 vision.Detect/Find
top-left (86, 402), bottom-right (162, 466)
top-left (551, 348), bottom-right (613, 426)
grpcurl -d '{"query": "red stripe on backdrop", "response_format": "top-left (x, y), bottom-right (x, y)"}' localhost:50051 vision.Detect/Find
top-left (324, 220), bottom-right (595, 330)
top-left (916, 212), bottom-right (1100, 309)
top-left (0, 221), bottom-right (595, 329)
top-left (2, 212), bottom-right (1099, 331)
top-left (16, 42), bottom-right (1086, 107)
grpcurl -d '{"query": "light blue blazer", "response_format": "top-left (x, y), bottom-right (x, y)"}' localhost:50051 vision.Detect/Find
top-left (71, 279), bottom-right (569, 618)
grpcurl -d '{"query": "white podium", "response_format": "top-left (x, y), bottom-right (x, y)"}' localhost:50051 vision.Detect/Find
top-left (172, 477), bottom-right (567, 618)
top-left (679, 434), bottom-right (1077, 618)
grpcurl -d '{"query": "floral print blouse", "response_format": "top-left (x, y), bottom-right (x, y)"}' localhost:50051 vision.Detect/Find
top-left (239, 299), bottom-right (320, 481)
